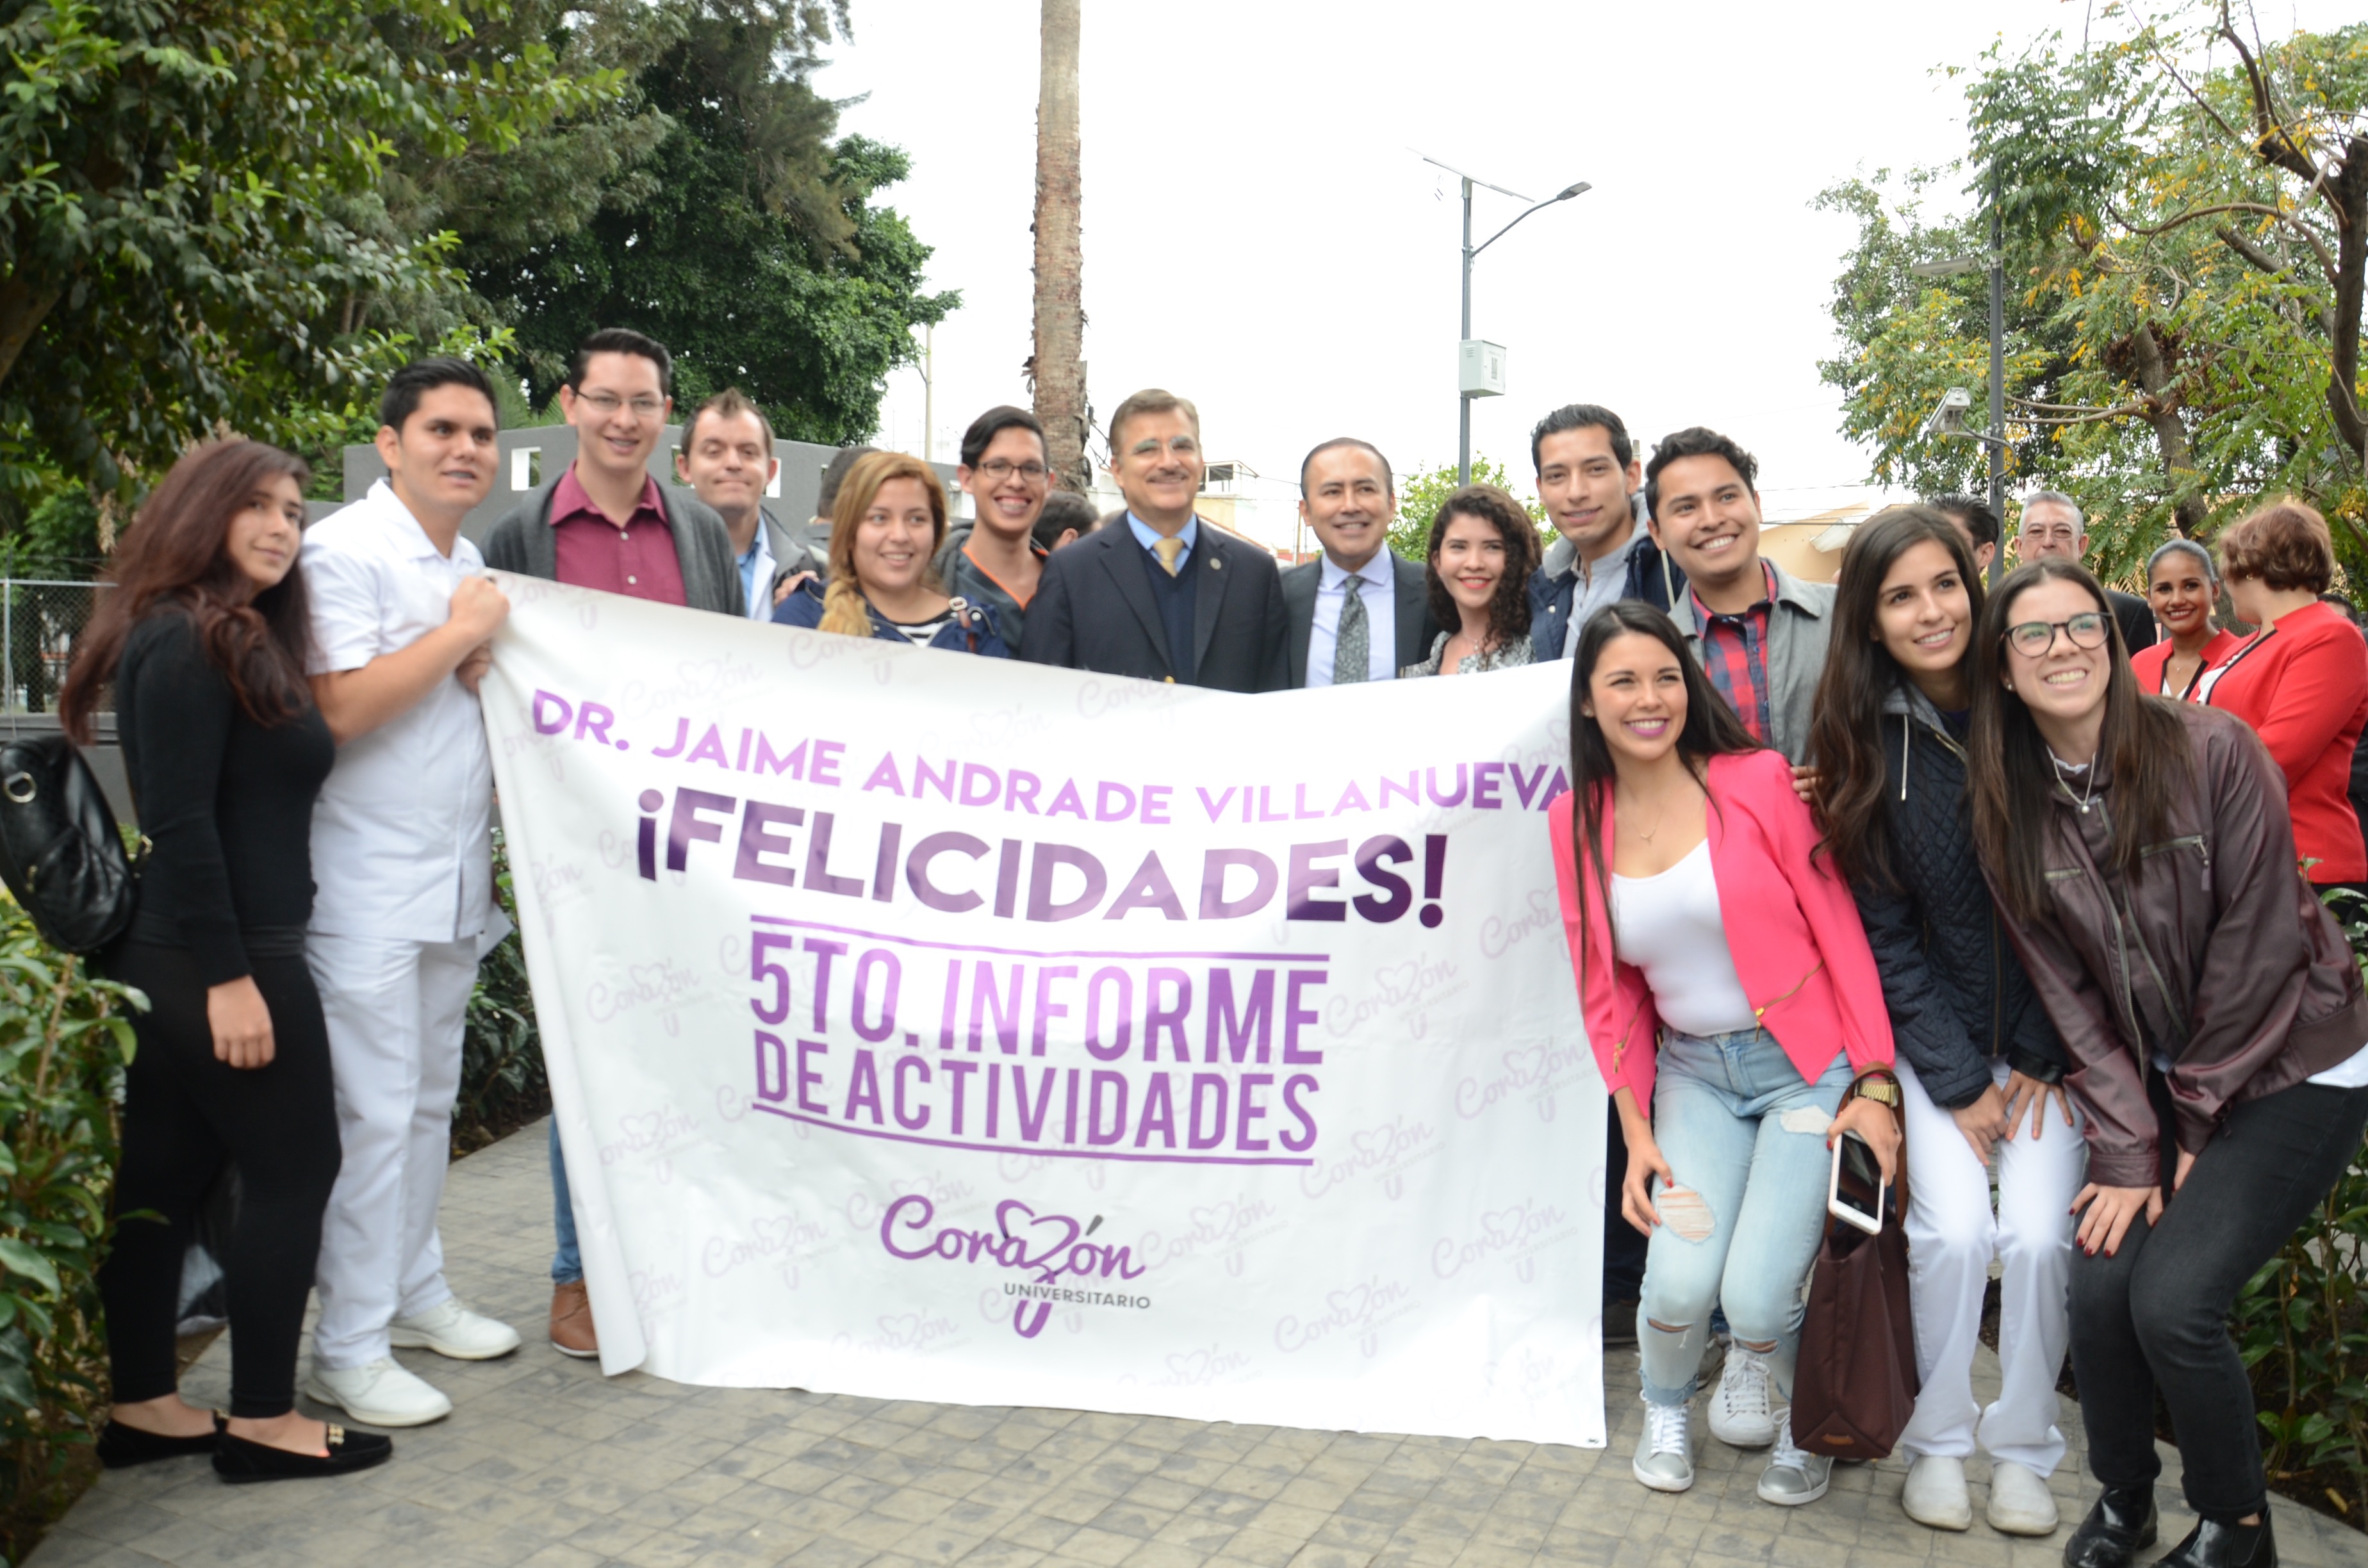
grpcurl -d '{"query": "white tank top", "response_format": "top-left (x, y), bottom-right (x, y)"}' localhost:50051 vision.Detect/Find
top-left (1611, 839), bottom-right (1757, 1038)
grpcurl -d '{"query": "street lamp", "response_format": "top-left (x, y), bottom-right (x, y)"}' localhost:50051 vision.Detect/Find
top-left (1911, 168), bottom-right (2007, 580)
top-left (1419, 156), bottom-right (1591, 485)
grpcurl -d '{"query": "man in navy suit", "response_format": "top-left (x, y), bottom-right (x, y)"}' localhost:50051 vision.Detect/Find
top-left (1019, 389), bottom-right (1288, 692)
top-left (1280, 438), bottom-right (1437, 685)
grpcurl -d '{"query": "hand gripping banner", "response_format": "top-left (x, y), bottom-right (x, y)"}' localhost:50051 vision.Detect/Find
top-left (481, 575), bottom-right (1607, 1446)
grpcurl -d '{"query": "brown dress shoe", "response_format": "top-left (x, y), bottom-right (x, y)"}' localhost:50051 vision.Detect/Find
top-left (550, 1280), bottom-right (599, 1359)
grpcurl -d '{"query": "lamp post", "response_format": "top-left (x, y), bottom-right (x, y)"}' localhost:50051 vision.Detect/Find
top-left (1420, 157), bottom-right (1591, 485)
top-left (1912, 168), bottom-right (2008, 581)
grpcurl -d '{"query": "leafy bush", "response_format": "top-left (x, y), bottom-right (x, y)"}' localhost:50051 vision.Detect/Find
top-left (454, 829), bottom-right (547, 1154)
top-left (0, 905), bottom-right (141, 1565)
top-left (2237, 894), bottom-right (2368, 1528)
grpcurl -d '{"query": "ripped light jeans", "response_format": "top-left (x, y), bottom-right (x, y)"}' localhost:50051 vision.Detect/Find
top-left (1637, 1025), bottom-right (1852, 1409)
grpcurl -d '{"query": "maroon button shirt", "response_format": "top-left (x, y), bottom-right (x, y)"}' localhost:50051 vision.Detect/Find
top-left (548, 468), bottom-right (688, 607)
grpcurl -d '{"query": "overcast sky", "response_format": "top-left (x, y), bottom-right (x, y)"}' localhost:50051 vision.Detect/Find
top-left (826, 1), bottom-right (2344, 507)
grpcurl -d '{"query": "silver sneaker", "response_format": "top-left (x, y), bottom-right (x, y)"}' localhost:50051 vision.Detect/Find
top-left (1755, 1411), bottom-right (1832, 1506)
top-left (1631, 1400), bottom-right (1695, 1493)
top-left (1708, 1343), bottom-right (1776, 1448)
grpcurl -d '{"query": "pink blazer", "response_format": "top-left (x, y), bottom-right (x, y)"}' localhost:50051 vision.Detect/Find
top-left (1549, 748), bottom-right (1894, 1106)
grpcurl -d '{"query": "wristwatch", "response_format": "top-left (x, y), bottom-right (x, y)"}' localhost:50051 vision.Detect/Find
top-left (1850, 1072), bottom-right (1902, 1108)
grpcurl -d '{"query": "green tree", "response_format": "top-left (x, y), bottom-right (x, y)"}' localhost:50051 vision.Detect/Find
top-left (471, 3), bottom-right (957, 443)
top-left (1386, 459), bottom-right (1549, 562)
top-left (1820, 3), bottom-right (2368, 579)
top-left (0, 1), bottom-right (616, 507)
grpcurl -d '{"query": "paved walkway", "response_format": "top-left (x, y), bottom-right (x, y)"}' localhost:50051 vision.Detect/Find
top-left (29, 1122), bottom-right (2362, 1568)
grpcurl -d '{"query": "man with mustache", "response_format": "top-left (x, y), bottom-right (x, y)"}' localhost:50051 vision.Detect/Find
top-left (1017, 389), bottom-right (1288, 692)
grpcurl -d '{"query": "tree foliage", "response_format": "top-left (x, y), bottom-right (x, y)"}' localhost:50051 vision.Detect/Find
top-left (1386, 459), bottom-right (1547, 563)
top-left (0, 1), bottom-right (616, 508)
top-left (464, 1), bottom-right (957, 443)
top-left (1820, 1), bottom-right (2368, 582)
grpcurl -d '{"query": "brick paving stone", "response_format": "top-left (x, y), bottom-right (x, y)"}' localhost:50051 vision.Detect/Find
top-left (26, 1118), bottom-right (2368, 1568)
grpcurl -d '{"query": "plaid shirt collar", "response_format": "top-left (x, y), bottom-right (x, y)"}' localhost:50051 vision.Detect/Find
top-left (1690, 560), bottom-right (1778, 742)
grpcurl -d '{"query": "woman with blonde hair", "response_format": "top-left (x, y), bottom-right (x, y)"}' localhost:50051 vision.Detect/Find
top-left (773, 451), bottom-right (1008, 655)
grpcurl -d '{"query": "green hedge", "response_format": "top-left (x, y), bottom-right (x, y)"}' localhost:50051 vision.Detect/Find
top-left (0, 904), bottom-right (140, 1565)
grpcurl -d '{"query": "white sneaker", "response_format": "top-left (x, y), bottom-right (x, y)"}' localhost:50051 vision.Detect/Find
top-left (1708, 1343), bottom-right (1776, 1448)
top-left (1630, 1400), bottom-right (1695, 1493)
top-left (305, 1357), bottom-right (453, 1428)
top-left (1755, 1411), bottom-right (1832, 1507)
top-left (1902, 1453), bottom-right (1973, 1530)
top-left (389, 1298), bottom-right (522, 1361)
top-left (1985, 1459), bottom-right (2060, 1536)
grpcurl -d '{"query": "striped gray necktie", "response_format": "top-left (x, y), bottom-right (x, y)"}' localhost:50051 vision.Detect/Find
top-left (1333, 575), bottom-right (1370, 685)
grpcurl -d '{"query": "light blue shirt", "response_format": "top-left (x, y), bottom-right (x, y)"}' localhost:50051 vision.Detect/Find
top-left (1306, 551), bottom-right (1397, 685)
top-left (736, 523), bottom-right (776, 623)
top-left (1125, 511), bottom-right (1197, 569)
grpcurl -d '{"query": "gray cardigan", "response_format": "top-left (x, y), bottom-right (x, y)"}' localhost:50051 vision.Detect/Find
top-left (481, 473), bottom-right (746, 617)
top-left (1665, 557), bottom-right (1835, 766)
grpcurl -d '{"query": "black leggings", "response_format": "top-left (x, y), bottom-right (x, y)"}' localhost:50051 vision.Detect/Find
top-left (2069, 1074), bottom-right (2368, 1522)
top-left (97, 943), bottom-right (341, 1419)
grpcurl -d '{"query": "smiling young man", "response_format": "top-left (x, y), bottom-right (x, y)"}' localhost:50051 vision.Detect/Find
top-left (483, 327), bottom-right (744, 618)
top-left (1527, 404), bottom-right (1684, 661)
top-left (300, 358), bottom-right (520, 1428)
top-left (1280, 437), bottom-right (1436, 686)
top-left (675, 388), bottom-right (821, 619)
top-left (1646, 427), bottom-right (1835, 765)
top-left (1017, 388), bottom-right (1288, 691)
top-left (482, 329), bottom-right (744, 1362)
top-left (933, 405), bottom-right (1054, 646)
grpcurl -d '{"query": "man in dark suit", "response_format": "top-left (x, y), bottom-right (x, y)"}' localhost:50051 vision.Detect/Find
top-left (1280, 438), bottom-right (1436, 684)
top-left (1018, 388), bottom-right (1289, 692)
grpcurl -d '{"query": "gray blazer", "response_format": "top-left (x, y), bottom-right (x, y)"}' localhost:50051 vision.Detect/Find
top-left (1665, 557), bottom-right (1835, 765)
top-left (1281, 553), bottom-right (1437, 687)
top-left (482, 473), bottom-right (746, 617)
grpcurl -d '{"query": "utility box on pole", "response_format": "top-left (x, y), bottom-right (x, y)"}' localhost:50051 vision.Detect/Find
top-left (1458, 339), bottom-right (1507, 398)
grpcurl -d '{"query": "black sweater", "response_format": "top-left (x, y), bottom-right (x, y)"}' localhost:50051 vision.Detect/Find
top-left (1851, 682), bottom-right (2067, 1109)
top-left (117, 612), bottom-right (334, 985)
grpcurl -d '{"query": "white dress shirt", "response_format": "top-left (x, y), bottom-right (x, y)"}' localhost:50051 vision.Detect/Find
top-left (302, 479), bottom-right (497, 943)
top-left (1306, 551), bottom-right (1399, 686)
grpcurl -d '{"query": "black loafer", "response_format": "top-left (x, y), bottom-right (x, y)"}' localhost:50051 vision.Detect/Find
top-left (213, 1423), bottom-right (393, 1483)
top-left (2064, 1486), bottom-right (2158, 1568)
top-left (2155, 1513), bottom-right (2276, 1568)
top-left (95, 1412), bottom-right (226, 1469)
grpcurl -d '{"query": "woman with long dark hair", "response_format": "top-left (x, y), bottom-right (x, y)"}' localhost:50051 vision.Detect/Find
top-left (1807, 508), bottom-right (2078, 1537)
top-left (2129, 539), bottom-right (2239, 701)
top-left (1549, 601), bottom-right (1899, 1506)
top-left (1970, 560), bottom-right (2368, 1568)
top-left (774, 450), bottom-right (1007, 655)
top-left (1399, 485), bottom-right (1539, 675)
top-left (62, 441), bottom-right (388, 1482)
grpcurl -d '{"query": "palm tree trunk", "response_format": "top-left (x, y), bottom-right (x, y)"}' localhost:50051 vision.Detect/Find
top-left (1032, 0), bottom-right (1087, 491)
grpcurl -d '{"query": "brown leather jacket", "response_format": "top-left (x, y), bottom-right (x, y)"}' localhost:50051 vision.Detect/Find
top-left (1994, 703), bottom-right (2368, 1186)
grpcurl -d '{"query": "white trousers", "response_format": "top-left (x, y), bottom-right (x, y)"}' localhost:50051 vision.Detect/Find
top-left (1896, 1055), bottom-right (2087, 1475)
top-left (308, 933), bottom-right (477, 1369)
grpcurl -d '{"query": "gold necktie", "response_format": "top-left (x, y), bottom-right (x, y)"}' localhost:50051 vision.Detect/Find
top-left (1153, 536), bottom-right (1185, 577)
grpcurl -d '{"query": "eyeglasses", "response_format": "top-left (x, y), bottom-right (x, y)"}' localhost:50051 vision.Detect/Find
top-left (2003, 612), bottom-right (2109, 658)
top-left (1128, 436), bottom-right (1199, 458)
top-left (978, 459), bottom-right (1049, 483)
top-left (576, 392), bottom-right (664, 417)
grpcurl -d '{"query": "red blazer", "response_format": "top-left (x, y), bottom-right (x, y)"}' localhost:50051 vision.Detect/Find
top-left (2199, 600), bottom-right (2368, 883)
top-left (1548, 748), bottom-right (1894, 1107)
top-left (2131, 628), bottom-right (2242, 701)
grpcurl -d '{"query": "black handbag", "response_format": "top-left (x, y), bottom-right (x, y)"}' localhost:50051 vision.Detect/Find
top-left (0, 731), bottom-right (141, 954)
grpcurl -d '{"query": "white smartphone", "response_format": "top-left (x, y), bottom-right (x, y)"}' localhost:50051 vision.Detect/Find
top-left (1827, 1130), bottom-right (1889, 1235)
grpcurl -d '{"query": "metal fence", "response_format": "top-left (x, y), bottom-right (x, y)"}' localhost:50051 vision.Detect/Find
top-left (2, 579), bottom-right (110, 714)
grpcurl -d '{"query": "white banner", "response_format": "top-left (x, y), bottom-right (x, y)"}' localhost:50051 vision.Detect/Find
top-left (481, 575), bottom-right (1607, 1446)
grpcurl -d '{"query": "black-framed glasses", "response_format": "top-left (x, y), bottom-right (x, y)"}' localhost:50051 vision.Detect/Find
top-left (2003, 612), bottom-right (2109, 658)
top-left (977, 459), bottom-right (1049, 483)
